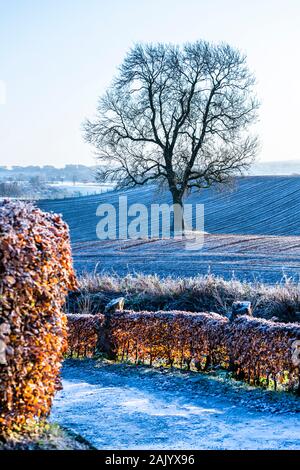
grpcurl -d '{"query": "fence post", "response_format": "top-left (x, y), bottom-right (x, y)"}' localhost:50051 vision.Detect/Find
top-left (95, 297), bottom-right (125, 360)
top-left (229, 301), bottom-right (252, 321)
top-left (228, 301), bottom-right (252, 372)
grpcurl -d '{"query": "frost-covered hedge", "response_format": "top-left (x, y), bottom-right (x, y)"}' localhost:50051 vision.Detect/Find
top-left (67, 310), bottom-right (300, 393)
top-left (67, 314), bottom-right (100, 357)
top-left (0, 200), bottom-right (77, 435)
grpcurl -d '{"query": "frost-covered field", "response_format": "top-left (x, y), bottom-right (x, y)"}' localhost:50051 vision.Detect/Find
top-left (70, 234), bottom-right (300, 283)
top-left (39, 176), bottom-right (300, 239)
top-left (38, 176), bottom-right (300, 282)
top-left (52, 360), bottom-right (300, 450)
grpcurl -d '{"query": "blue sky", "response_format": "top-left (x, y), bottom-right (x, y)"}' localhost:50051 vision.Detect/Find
top-left (0, 0), bottom-right (299, 167)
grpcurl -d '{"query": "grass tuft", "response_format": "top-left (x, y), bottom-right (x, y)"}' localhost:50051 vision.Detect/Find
top-left (66, 272), bottom-right (300, 323)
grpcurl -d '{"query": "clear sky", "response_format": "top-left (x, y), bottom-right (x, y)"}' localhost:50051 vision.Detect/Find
top-left (0, 0), bottom-right (299, 167)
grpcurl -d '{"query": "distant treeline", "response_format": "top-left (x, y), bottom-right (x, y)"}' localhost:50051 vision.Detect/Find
top-left (0, 164), bottom-right (97, 183)
top-left (1, 161), bottom-right (300, 184)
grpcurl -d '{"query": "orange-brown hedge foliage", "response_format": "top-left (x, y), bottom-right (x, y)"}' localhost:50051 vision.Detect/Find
top-left (228, 316), bottom-right (300, 390)
top-left (66, 310), bottom-right (300, 392)
top-left (67, 314), bottom-right (103, 357)
top-left (0, 200), bottom-right (77, 435)
top-left (109, 311), bottom-right (228, 369)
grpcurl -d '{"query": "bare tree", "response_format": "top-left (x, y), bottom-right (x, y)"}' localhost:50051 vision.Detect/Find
top-left (84, 41), bottom-right (259, 229)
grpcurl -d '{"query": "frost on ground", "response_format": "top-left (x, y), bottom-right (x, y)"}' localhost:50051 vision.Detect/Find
top-left (51, 359), bottom-right (300, 450)
top-left (39, 176), bottom-right (300, 283)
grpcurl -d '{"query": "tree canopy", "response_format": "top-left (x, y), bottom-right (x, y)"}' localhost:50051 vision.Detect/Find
top-left (84, 40), bottom-right (259, 208)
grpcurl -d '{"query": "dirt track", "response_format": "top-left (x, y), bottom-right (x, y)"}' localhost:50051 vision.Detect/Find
top-left (51, 360), bottom-right (300, 450)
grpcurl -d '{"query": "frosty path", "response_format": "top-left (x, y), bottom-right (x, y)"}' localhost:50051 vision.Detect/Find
top-left (51, 360), bottom-right (300, 450)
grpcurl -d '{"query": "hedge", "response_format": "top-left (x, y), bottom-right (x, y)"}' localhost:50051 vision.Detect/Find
top-left (66, 310), bottom-right (300, 393)
top-left (0, 200), bottom-right (77, 435)
top-left (67, 314), bottom-right (101, 358)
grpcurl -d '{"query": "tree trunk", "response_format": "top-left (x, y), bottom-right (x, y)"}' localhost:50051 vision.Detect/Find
top-left (171, 191), bottom-right (185, 236)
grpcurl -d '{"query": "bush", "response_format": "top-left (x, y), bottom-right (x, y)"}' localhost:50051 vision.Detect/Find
top-left (67, 314), bottom-right (101, 357)
top-left (227, 316), bottom-right (300, 390)
top-left (0, 182), bottom-right (23, 198)
top-left (0, 200), bottom-right (77, 435)
top-left (66, 310), bottom-right (300, 393)
top-left (110, 310), bottom-right (228, 369)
